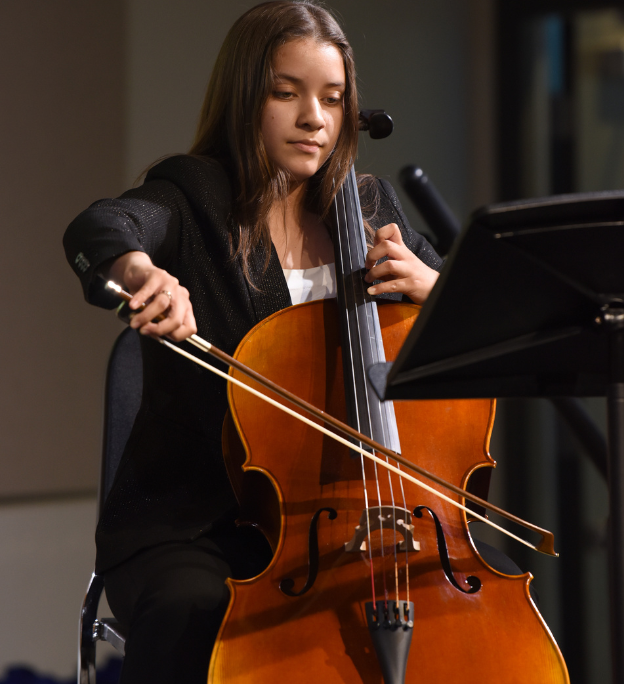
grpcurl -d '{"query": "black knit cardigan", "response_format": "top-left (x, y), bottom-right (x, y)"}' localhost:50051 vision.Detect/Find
top-left (64, 155), bottom-right (442, 573)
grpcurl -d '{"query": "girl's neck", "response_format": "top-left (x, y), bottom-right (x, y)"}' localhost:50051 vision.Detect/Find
top-left (272, 180), bottom-right (306, 230)
top-left (268, 181), bottom-right (334, 269)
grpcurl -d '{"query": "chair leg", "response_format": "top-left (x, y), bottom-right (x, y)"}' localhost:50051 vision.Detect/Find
top-left (78, 572), bottom-right (105, 684)
top-left (78, 645), bottom-right (97, 684)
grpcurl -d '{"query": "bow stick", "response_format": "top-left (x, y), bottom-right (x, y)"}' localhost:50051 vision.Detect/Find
top-left (106, 280), bottom-right (558, 557)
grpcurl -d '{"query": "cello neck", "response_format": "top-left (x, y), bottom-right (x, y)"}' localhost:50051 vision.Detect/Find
top-left (330, 167), bottom-right (401, 454)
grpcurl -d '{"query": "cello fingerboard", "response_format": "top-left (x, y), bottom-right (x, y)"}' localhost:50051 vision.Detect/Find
top-left (330, 167), bottom-right (402, 454)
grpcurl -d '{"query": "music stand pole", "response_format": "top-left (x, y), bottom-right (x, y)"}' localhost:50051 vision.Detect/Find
top-left (605, 303), bottom-right (624, 683)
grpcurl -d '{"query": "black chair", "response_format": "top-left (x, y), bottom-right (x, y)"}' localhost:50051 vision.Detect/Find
top-left (78, 328), bottom-right (143, 684)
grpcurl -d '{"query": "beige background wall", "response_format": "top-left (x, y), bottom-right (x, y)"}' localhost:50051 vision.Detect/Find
top-left (0, 1), bottom-right (126, 500)
top-left (0, 0), bottom-right (492, 677)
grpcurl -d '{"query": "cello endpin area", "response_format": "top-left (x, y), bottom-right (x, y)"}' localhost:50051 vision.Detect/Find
top-left (365, 600), bottom-right (415, 684)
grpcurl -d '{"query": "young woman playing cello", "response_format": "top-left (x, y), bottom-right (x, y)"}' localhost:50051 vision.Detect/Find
top-left (64, 2), bottom-right (442, 681)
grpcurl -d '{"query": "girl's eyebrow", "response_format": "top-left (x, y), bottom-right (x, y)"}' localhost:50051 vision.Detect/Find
top-left (275, 72), bottom-right (345, 88)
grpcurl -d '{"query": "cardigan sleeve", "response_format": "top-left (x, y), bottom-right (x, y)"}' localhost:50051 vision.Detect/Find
top-left (374, 178), bottom-right (443, 272)
top-left (63, 179), bottom-right (185, 308)
top-left (359, 176), bottom-right (443, 303)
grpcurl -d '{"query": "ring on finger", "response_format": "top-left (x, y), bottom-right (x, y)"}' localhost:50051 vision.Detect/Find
top-left (159, 290), bottom-right (173, 304)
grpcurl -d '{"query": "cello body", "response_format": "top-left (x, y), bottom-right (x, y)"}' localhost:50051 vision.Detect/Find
top-left (212, 298), bottom-right (569, 684)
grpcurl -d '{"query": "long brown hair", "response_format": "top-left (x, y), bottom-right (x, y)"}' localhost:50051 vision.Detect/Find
top-left (189, 1), bottom-right (359, 283)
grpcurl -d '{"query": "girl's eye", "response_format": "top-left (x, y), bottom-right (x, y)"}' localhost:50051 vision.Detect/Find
top-left (324, 95), bottom-right (343, 106)
top-left (274, 91), bottom-right (294, 100)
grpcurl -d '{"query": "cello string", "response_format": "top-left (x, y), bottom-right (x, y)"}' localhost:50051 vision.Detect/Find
top-left (385, 465), bottom-right (400, 604)
top-left (372, 460), bottom-right (388, 602)
top-left (343, 172), bottom-right (392, 604)
top-left (340, 183), bottom-right (380, 604)
top-left (347, 174), bottom-right (403, 478)
top-left (157, 337), bottom-right (546, 552)
top-left (346, 175), bottom-right (404, 606)
top-left (335, 186), bottom-right (377, 603)
top-left (348, 171), bottom-right (401, 604)
top-left (396, 460), bottom-right (411, 608)
top-left (345, 172), bottom-right (392, 460)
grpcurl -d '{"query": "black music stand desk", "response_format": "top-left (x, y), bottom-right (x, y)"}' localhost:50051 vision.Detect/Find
top-left (369, 191), bottom-right (624, 684)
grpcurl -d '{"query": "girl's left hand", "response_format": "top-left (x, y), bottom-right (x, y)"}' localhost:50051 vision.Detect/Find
top-left (364, 223), bottom-right (439, 304)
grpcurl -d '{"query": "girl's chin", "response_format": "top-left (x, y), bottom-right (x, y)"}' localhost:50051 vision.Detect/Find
top-left (285, 163), bottom-right (323, 183)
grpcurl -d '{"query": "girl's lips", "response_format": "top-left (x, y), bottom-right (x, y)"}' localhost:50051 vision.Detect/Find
top-left (290, 141), bottom-right (321, 154)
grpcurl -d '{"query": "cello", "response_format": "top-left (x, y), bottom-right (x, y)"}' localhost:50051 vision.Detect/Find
top-left (205, 115), bottom-right (570, 684)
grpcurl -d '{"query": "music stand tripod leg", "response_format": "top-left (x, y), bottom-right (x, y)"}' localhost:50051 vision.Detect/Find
top-left (605, 309), bottom-right (624, 684)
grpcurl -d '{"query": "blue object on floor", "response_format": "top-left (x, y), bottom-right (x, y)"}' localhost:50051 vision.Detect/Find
top-left (0, 658), bottom-right (122, 684)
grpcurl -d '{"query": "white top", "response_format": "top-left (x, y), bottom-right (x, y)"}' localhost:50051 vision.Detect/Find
top-left (283, 263), bottom-right (337, 305)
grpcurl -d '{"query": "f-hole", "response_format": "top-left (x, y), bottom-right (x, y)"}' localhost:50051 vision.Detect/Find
top-left (413, 505), bottom-right (481, 594)
top-left (279, 507), bottom-right (338, 597)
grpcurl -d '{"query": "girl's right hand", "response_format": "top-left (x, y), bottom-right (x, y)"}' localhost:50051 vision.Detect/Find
top-left (106, 251), bottom-right (197, 341)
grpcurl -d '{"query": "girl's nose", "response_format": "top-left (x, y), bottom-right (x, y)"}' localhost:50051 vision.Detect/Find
top-left (298, 98), bottom-right (325, 130)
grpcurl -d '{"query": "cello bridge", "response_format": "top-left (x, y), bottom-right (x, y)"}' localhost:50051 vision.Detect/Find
top-left (344, 506), bottom-right (420, 553)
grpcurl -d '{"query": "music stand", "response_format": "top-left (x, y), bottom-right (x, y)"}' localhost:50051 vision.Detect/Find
top-left (368, 190), bottom-right (624, 684)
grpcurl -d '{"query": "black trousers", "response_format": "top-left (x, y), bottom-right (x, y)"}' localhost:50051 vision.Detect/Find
top-left (104, 522), bottom-right (273, 684)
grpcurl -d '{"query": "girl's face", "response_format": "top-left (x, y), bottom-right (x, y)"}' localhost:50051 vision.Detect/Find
top-left (261, 38), bottom-right (346, 183)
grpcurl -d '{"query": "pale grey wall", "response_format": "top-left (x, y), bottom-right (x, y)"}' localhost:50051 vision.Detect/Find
top-left (125, 0), bottom-right (249, 183)
top-left (0, 2), bottom-right (126, 499)
top-left (333, 0), bottom-right (471, 233)
top-left (0, 498), bottom-right (110, 677)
